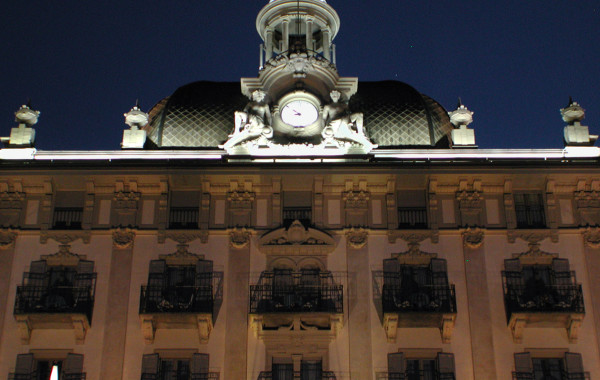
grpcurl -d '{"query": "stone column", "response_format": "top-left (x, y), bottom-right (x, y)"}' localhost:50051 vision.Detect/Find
top-left (306, 19), bottom-right (313, 51)
top-left (282, 19), bottom-right (290, 52)
top-left (224, 238), bottom-right (250, 380)
top-left (265, 29), bottom-right (274, 61)
top-left (462, 229), bottom-right (497, 380)
top-left (346, 233), bottom-right (373, 380)
top-left (583, 228), bottom-right (600, 357)
top-left (99, 229), bottom-right (136, 380)
top-left (0, 230), bottom-right (17, 346)
top-left (322, 29), bottom-right (331, 61)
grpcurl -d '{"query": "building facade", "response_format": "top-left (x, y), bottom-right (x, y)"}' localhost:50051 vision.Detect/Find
top-left (1, 0), bottom-right (600, 379)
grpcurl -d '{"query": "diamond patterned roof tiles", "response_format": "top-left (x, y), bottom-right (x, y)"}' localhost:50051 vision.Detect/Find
top-left (146, 80), bottom-right (452, 149)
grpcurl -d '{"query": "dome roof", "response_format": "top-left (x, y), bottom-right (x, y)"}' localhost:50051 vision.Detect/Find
top-left (145, 80), bottom-right (452, 149)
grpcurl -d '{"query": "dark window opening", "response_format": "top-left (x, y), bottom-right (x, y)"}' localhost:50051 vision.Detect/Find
top-left (397, 191), bottom-right (428, 229)
top-left (283, 191), bottom-right (312, 227)
top-left (514, 193), bottom-right (546, 229)
top-left (52, 191), bottom-right (85, 230)
top-left (169, 191), bottom-right (200, 229)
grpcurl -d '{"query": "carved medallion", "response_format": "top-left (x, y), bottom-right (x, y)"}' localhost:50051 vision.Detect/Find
top-left (583, 227), bottom-right (600, 249)
top-left (346, 228), bottom-right (368, 249)
top-left (112, 228), bottom-right (136, 249)
top-left (40, 231), bottom-right (91, 245)
top-left (462, 228), bottom-right (484, 249)
top-left (229, 228), bottom-right (251, 249)
top-left (0, 229), bottom-right (17, 250)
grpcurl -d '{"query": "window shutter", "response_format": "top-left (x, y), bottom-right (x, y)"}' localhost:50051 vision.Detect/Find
top-left (383, 258), bottom-right (401, 287)
top-left (28, 260), bottom-right (48, 288)
top-left (388, 352), bottom-right (405, 375)
top-left (430, 258), bottom-right (449, 286)
top-left (514, 352), bottom-right (533, 375)
top-left (564, 352), bottom-right (584, 376)
top-left (552, 258), bottom-right (572, 287)
top-left (436, 352), bottom-right (455, 375)
top-left (148, 260), bottom-right (166, 287)
top-left (191, 353), bottom-right (209, 375)
top-left (141, 353), bottom-right (160, 375)
top-left (63, 353), bottom-right (84, 375)
top-left (75, 260), bottom-right (95, 300)
top-left (14, 353), bottom-right (35, 375)
top-left (504, 259), bottom-right (523, 290)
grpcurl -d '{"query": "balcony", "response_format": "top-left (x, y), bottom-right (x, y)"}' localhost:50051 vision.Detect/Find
top-left (139, 267), bottom-right (221, 344)
top-left (377, 372), bottom-right (455, 380)
top-left (512, 372), bottom-right (589, 380)
top-left (257, 371), bottom-right (337, 380)
top-left (13, 273), bottom-right (96, 344)
top-left (502, 271), bottom-right (585, 343)
top-left (52, 207), bottom-right (83, 230)
top-left (169, 207), bottom-right (199, 229)
top-left (141, 371), bottom-right (219, 380)
top-left (249, 270), bottom-right (344, 349)
top-left (397, 207), bottom-right (428, 229)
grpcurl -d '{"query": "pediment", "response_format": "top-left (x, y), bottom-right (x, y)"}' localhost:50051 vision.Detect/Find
top-left (258, 220), bottom-right (336, 255)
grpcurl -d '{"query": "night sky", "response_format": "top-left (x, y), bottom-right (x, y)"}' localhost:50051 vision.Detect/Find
top-left (1, 1), bottom-right (599, 150)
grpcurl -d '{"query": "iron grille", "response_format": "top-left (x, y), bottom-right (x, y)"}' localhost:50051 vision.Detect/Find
top-left (52, 207), bottom-right (83, 229)
top-left (397, 207), bottom-right (428, 229)
top-left (382, 284), bottom-right (456, 313)
top-left (140, 284), bottom-right (213, 314)
top-left (502, 271), bottom-right (584, 319)
top-left (14, 273), bottom-right (97, 322)
top-left (249, 271), bottom-right (343, 314)
top-left (257, 371), bottom-right (337, 380)
top-left (169, 207), bottom-right (199, 229)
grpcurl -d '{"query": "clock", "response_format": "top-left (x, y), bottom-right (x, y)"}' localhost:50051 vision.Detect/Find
top-left (280, 100), bottom-right (319, 127)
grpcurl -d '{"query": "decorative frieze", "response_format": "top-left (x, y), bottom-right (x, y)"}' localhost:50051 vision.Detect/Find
top-left (258, 220), bottom-right (336, 255)
top-left (507, 229), bottom-right (559, 245)
top-left (387, 230), bottom-right (439, 245)
top-left (227, 190), bottom-right (255, 209)
top-left (157, 230), bottom-right (208, 244)
top-left (40, 230), bottom-right (91, 245)
top-left (342, 190), bottom-right (370, 208)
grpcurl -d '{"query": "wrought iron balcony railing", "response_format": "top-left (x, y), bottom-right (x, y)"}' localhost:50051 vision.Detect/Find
top-left (515, 206), bottom-right (546, 229)
top-left (9, 373), bottom-right (87, 380)
top-left (378, 371), bottom-right (455, 380)
top-left (397, 207), bottom-right (428, 229)
top-left (141, 371), bottom-right (219, 380)
top-left (250, 284), bottom-right (343, 314)
top-left (282, 207), bottom-right (312, 225)
top-left (52, 207), bottom-right (83, 229)
top-left (512, 371), bottom-right (590, 380)
top-left (382, 284), bottom-right (456, 314)
top-left (140, 284), bottom-right (213, 314)
top-left (168, 207), bottom-right (199, 229)
top-left (14, 279), bottom-right (96, 321)
top-left (501, 273), bottom-right (584, 319)
top-left (257, 370), bottom-right (337, 380)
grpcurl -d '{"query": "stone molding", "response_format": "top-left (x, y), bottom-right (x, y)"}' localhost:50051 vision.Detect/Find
top-left (507, 229), bottom-right (559, 245)
top-left (40, 230), bottom-right (91, 245)
top-left (0, 229), bottom-right (17, 250)
top-left (392, 248), bottom-right (437, 266)
top-left (159, 245), bottom-right (204, 265)
top-left (229, 227), bottom-right (252, 249)
top-left (345, 228), bottom-right (368, 249)
top-left (157, 230), bottom-right (208, 244)
top-left (342, 190), bottom-right (370, 208)
top-left (462, 228), bottom-right (485, 249)
top-left (387, 230), bottom-right (439, 245)
top-left (112, 228), bottom-right (136, 250)
top-left (227, 191), bottom-right (255, 208)
top-left (258, 220), bottom-right (336, 255)
top-left (41, 246), bottom-right (86, 267)
top-left (582, 227), bottom-right (600, 249)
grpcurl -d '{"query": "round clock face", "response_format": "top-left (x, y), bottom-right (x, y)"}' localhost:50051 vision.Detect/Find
top-left (280, 100), bottom-right (319, 127)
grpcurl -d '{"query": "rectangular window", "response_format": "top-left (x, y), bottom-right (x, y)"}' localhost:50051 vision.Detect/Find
top-left (514, 192), bottom-right (546, 229)
top-left (10, 353), bottom-right (85, 380)
top-left (169, 191), bottom-right (200, 229)
top-left (283, 191), bottom-right (312, 227)
top-left (397, 190), bottom-right (427, 229)
top-left (52, 191), bottom-right (85, 230)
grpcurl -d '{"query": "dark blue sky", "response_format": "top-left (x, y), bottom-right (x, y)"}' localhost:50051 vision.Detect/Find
top-left (1, 1), bottom-right (599, 150)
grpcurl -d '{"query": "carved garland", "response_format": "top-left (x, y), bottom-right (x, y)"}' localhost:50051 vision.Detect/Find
top-left (462, 228), bottom-right (485, 249)
top-left (112, 228), bottom-right (136, 249)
